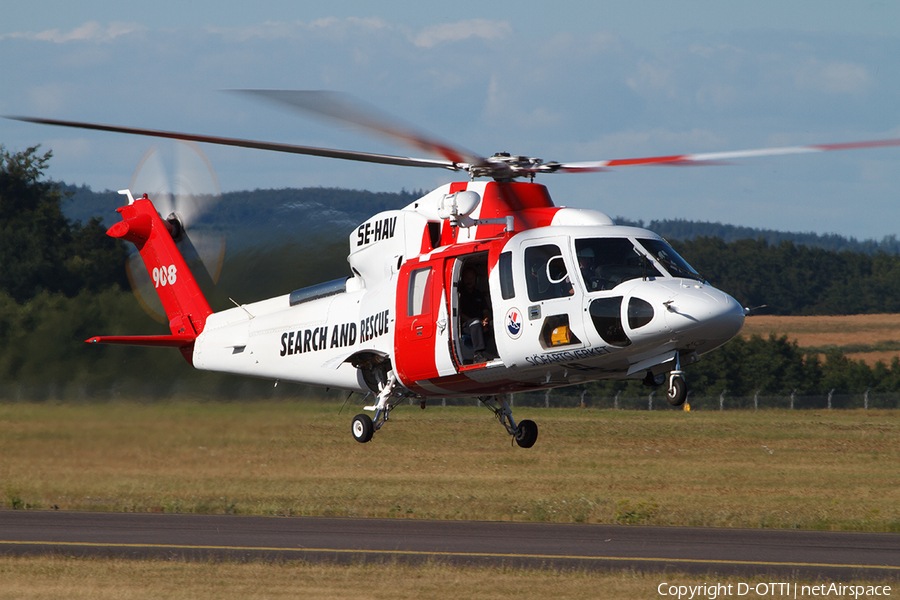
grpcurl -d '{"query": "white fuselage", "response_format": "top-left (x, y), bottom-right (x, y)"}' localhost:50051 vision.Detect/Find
top-left (191, 220), bottom-right (745, 398)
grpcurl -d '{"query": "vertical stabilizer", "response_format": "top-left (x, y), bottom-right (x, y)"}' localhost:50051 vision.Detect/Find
top-left (88, 192), bottom-right (213, 364)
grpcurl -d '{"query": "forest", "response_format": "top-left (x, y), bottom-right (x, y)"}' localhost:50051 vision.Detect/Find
top-left (3, 145), bottom-right (900, 402)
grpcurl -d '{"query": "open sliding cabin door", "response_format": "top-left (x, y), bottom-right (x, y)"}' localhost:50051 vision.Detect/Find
top-left (448, 251), bottom-right (500, 369)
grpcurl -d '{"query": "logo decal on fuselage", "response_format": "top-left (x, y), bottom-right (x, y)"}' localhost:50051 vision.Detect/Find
top-left (505, 307), bottom-right (523, 339)
top-left (524, 346), bottom-right (610, 367)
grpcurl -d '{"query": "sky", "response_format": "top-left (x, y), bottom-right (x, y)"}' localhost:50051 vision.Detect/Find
top-left (1, 0), bottom-right (899, 239)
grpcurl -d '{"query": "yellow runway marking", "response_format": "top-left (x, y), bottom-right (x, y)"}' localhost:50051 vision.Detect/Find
top-left (2, 540), bottom-right (897, 571)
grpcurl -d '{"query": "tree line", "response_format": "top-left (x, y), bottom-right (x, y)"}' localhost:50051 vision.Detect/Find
top-left (621, 217), bottom-right (900, 256)
top-left (1, 147), bottom-right (128, 304)
top-left (577, 334), bottom-right (900, 400)
top-left (3, 145), bottom-right (900, 399)
top-left (673, 236), bottom-right (900, 315)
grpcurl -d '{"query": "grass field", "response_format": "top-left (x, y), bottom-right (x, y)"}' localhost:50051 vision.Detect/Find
top-left (2, 400), bottom-right (898, 598)
top-left (0, 556), bottom-right (895, 600)
top-left (742, 313), bottom-right (900, 366)
top-left (1, 400), bottom-right (898, 531)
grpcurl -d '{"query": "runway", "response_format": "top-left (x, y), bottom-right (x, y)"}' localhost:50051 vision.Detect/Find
top-left (1, 510), bottom-right (898, 578)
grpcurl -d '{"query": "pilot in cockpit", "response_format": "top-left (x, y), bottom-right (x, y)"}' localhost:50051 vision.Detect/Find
top-left (578, 247), bottom-right (602, 292)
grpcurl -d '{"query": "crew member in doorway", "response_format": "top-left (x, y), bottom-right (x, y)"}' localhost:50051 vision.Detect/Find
top-left (459, 267), bottom-right (491, 363)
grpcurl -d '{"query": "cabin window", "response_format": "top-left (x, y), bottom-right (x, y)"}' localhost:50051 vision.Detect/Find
top-left (407, 267), bottom-right (432, 316)
top-left (589, 296), bottom-right (631, 346)
top-left (499, 251), bottom-right (515, 300)
top-left (525, 244), bottom-right (573, 301)
top-left (628, 297), bottom-right (654, 329)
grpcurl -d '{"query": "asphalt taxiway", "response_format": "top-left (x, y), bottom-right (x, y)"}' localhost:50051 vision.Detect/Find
top-left (1, 511), bottom-right (898, 578)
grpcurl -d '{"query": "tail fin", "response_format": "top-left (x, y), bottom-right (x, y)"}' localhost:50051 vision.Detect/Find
top-left (86, 191), bottom-right (213, 364)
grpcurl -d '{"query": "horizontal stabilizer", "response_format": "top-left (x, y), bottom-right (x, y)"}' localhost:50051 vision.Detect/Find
top-left (85, 335), bottom-right (196, 347)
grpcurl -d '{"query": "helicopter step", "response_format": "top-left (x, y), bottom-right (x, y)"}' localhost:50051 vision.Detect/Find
top-left (479, 395), bottom-right (538, 448)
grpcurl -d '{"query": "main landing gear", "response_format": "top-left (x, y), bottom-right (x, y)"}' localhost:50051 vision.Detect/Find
top-left (351, 370), bottom-right (403, 443)
top-left (347, 359), bottom-right (537, 446)
top-left (479, 395), bottom-right (538, 448)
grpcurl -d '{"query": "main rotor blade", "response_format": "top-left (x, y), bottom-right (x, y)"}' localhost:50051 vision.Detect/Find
top-left (231, 89), bottom-right (488, 167)
top-left (556, 137), bottom-right (900, 172)
top-left (7, 116), bottom-right (461, 171)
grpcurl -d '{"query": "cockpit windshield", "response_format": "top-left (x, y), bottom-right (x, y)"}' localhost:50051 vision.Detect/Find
top-left (574, 238), bottom-right (663, 292)
top-left (636, 238), bottom-right (704, 282)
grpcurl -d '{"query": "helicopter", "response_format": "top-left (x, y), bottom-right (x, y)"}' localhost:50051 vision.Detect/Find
top-left (11, 91), bottom-right (900, 447)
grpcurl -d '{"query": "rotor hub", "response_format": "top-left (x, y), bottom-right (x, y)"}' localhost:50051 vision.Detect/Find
top-left (468, 153), bottom-right (561, 181)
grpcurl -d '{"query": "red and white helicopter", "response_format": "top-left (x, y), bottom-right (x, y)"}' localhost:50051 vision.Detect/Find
top-left (13, 91), bottom-right (900, 447)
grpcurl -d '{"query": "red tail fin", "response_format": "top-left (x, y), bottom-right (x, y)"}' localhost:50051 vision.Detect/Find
top-left (87, 192), bottom-right (213, 364)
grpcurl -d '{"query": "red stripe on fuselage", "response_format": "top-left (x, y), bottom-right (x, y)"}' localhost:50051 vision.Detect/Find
top-left (439, 181), bottom-right (560, 246)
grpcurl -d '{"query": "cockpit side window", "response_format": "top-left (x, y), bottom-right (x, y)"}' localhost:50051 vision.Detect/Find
top-left (575, 238), bottom-right (662, 292)
top-left (525, 244), bottom-right (573, 301)
top-left (636, 238), bottom-right (704, 282)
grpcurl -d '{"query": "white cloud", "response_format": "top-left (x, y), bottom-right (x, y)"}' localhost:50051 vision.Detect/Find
top-left (204, 17), bottom-right (393, 42)
top-left (482, 74), bottom-right (562, 129)
top-left (27, 83), bottom-right (75, 114)
top-left (694, 83), bottom-right (739, 109)
top-left (794, 59), bottom-right (870, 94)
top-left (1, 21), bottom-right (142, 43)
top-left (625, 59), bottom-right (676, 98)
top-left (413, 19), bottom-right (511, 49)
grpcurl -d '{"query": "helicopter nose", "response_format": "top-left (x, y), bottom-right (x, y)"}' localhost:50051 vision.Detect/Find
top-left (663, 283), bottom-right (745, 344)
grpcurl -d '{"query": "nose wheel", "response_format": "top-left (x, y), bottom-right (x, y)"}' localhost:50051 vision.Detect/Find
top-left (666, 352), bottom-right (688, 406)
top-left (666, 374), bottom-right (687, 406)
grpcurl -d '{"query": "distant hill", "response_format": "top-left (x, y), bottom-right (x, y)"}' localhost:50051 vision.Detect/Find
top-left (60, 184), bottom-right (899, 255)
top-left (61, 184), bottom-right (423, 253)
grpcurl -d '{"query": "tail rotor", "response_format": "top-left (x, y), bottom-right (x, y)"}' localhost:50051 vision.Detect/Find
top-left (124, 142), bottom-right (225, 321)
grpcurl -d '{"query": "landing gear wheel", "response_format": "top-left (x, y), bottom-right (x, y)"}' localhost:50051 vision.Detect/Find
top-left (514, 419), bottom-right (539, 448)
top-left (351, 413), bottom-right (374, 443)
top-left (666, 376), bottom-right (687, 406)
